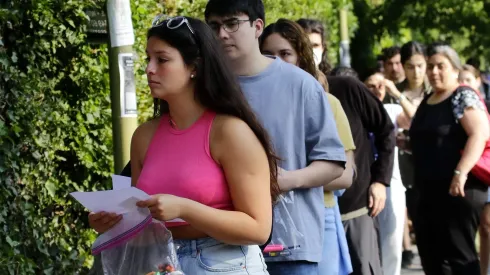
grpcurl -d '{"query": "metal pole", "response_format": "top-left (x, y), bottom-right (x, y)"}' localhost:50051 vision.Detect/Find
top-left (106, 0), bottom-right (138, 173)
top-left (339, 8), bottom-right (351, 67)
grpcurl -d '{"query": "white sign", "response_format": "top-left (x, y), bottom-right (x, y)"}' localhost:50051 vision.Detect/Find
top-left (118, 53), bottom-right (137, 117)
top-left (107, 0), bottom-right (135, 47)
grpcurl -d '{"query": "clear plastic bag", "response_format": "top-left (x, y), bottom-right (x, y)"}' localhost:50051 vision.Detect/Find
top-left (92, 210), bottom-right (184, 275)
top-left (263, 193), bottom-right (305, 258)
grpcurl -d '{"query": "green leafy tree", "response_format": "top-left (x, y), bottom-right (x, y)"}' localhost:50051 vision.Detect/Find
top-left (380, 0), bottom-right (490, 68)
top-left (1, 0), bottom-right (112, 273)
top-left (350, 0), bottom-right (490, 75)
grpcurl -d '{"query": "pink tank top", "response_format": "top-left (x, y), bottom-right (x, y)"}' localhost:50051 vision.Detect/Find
top-left (137, 110), bottom-right (234, 227)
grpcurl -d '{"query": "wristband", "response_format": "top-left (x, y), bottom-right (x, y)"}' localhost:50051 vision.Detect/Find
top-left (454, 170), bottom-right (467, 177)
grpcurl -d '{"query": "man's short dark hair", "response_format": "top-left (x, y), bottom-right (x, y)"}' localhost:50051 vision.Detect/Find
top-left (362, 66), bottom-right (384, 82)
top-left (205, 0), bottom-right (265, 25)
top-left (382, 46), bottom-right (401, 62)
top-left (466, 57), bottom-right (481, 70)
top-left (330, 66), bottom-right (359, 79)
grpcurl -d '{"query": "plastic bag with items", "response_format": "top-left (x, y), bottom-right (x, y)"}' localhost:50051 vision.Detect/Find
top-left (92, 209), bottom-right (184, 275)
top-left (262, 193), bottom-right (305, 258)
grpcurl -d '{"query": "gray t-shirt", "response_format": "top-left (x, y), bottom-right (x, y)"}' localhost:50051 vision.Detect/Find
top-left (238, 57), bottom-right (346, 262)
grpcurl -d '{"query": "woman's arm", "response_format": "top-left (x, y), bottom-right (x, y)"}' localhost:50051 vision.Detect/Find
top-left (324, 150), bottom-right (355, 191)
top-left (455, 108), bottom-right (489, 176)
top-left (384, 79), bottom-right (417, 119)
top-left (396, 113), bottom-right (412, 130)
top-left (88, 120), bottom-right (159, 234)
top-left (450, 106), bottom-right (489, 196)
top-left (130, 128), bottom-right (143, 187)
top-left (130, 119), bottom-right (159, 187)
top-left (178, 116), bottom-right (272, 245)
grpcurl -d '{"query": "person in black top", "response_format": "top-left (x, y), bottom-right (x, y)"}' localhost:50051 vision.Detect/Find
top-left (298, 18), bottom-right (396, 275)
top-left (410, 44), bottom-right (490, 275)
top-left (328, 76), bottom-right (395, 275)
top-left (330, 66), bottom-right (359, 79)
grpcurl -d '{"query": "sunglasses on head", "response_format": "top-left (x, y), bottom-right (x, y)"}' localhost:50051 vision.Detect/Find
top-left (151, 15), bottom-right (195, 35)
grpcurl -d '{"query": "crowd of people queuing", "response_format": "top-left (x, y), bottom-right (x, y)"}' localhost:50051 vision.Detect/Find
top-left (87, 0), bottom-right (490, 274)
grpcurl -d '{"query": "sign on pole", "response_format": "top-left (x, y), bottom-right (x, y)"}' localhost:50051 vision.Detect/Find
top-left (86, 8), bottom-right (108, 44)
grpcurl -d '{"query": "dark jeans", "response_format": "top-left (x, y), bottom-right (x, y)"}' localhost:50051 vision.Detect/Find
top-left (266, 261), bottom-right (318, 275)
top-left (414, 187), bottom-right (487, 275)
top-left (405, 187), bottom-right (418, 221)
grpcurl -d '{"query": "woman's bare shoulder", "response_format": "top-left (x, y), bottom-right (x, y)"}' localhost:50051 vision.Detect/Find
top-left (210, 114), bottom-right (259, 162)
top-left (213, 114), bottom-right (251, 138)
top-left (133, 118), bottom-right (160, 139)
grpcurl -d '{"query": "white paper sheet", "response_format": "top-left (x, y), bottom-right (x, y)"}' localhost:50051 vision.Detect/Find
top-left (111, 175), bottom-right (132, 190)
top-left (70, 187), bottom-right (150, 214)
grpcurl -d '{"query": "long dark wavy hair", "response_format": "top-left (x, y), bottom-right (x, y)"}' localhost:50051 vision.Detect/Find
top-left (260, 19), bottom-right (318, 79)
top-left (147, 17), bottom-right (280, 202)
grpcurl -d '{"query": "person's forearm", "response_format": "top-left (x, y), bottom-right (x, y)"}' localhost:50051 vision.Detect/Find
top-left (398, 96), bottom-right (417, 119)
top-left (325, 151), bottom-right (354, 191)
top-left (180, 199), bottom-right (271, 245)
top-left (283, 160), bottom-right (344, 191)
top-left (386, 83), bottom-right (416, 118)
top-left (456, 134), bottom-right (488, 175)
top-left (324, 167), bottom-right (353, 191)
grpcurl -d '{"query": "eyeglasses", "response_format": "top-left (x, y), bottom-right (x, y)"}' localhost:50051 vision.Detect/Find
top-left (151, 15), bottom-right (195, 35)
top-left (208, 18), bottom-right (251, 34)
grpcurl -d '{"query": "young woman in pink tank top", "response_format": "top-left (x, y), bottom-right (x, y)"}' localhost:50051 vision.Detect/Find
top-left (88, 16), bottom-right (280, 274)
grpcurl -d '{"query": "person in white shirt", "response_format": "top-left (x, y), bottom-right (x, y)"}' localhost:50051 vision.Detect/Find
top-left (364, 70), bottom-right (416, 275)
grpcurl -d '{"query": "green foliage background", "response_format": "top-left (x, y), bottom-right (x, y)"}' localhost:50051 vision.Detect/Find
top-left (0, 0), bottom-right (488, 274)
top-left (350, 0), bottom-right (490, 77)
top-left (1, 0), bottom-right (113, 274)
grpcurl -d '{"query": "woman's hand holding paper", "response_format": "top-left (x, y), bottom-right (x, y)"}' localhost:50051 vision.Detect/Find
top-left (137, 194), bottom-right (185, 221)
top-left (88, 212), bottom-right (122, 233)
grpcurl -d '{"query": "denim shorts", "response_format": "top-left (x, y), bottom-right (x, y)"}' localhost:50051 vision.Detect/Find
top-left (175, 238), bottom-right (269, 274)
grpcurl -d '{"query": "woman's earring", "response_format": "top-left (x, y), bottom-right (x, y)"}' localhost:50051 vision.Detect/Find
top-left (190, 74), bottom-right (195, 79)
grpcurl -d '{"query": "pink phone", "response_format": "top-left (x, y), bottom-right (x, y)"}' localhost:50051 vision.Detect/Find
top-left (262, 244), bottom-right (284, 253)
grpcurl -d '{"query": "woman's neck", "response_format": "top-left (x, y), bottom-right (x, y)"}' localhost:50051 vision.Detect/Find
top-left (407, 81), bottom-right (424, 94)
top-left (435, 82), bottom-right (460, 94)
top-left (166, 89), bottom-right (205, 130)
top-left (427, 82), bottom-right (459, 104)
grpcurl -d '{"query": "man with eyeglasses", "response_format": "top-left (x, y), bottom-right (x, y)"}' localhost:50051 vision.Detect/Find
top-left (205, 1), bottom-right (347, 274)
